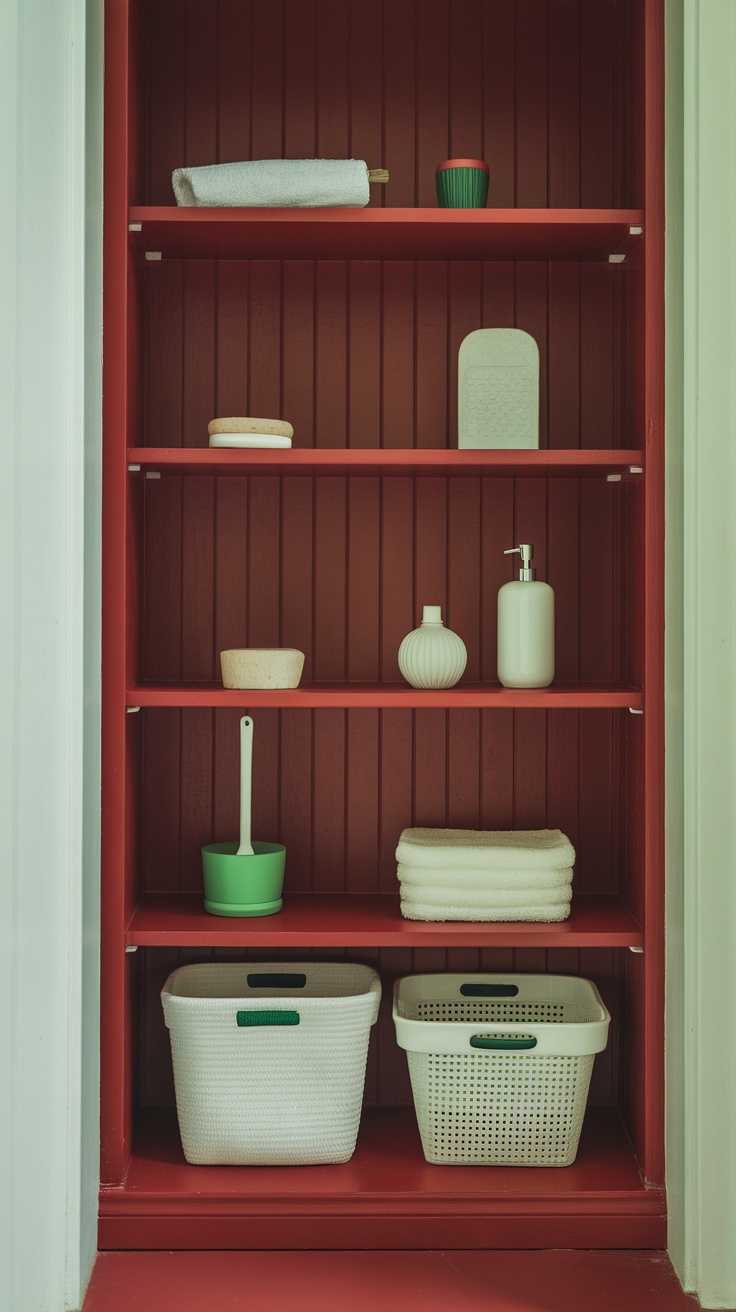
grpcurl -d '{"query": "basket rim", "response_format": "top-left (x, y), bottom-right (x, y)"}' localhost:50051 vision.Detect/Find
top-left (162, 961), bottom-right (382, 1005)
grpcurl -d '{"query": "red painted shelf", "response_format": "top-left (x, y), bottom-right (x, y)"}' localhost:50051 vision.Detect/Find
top-left (98, 1107), bottom-right (665, 1251)
top-left (127, 447), bottom-right (645, 479)
top-left (128, 206), bottom-right (643, 262)
top-left (127, 682), bottom-right (643, 710)
top-left (126, 892), bottom-right (643, 949)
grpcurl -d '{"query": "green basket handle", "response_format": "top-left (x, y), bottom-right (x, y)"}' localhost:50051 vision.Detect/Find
top-left (469, 1034), bottom-right (537, 1051)
top-left (237, 1010), bottom-right (300, 1027)
top-left (460, 983), bottom-right (519, 998)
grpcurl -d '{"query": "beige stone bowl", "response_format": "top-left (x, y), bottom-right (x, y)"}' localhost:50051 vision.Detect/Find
top-left (220, 648), bottom-right (305, 690)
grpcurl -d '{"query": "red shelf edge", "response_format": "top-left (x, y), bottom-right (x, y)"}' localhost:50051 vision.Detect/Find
top-left (127, 446), bottom-right (645, 471)
top-left (125, 893), bottom-right (644, 949)
top-left (127, 208), bottom-right (644, 262)
top-left (130, 205), bottom-right (644, 224)
top-left (125, 682), bottom-right (644, 710)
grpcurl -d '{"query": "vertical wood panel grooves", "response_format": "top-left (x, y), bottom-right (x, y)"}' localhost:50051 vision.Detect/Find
top-left (512, 1), bottom-right (518, 206)
top-left (379, 0), bottom-right (386, 208)
top-left (577, 2), bottom-right (583, 206)
top-left (345, 0), bottom-right (352, 159)
top-left (545, 0), bottom-right (550, 207)
top-left (412, 0), bottom-right (419, 207)
top-left (247, 0), bottom-right (253, 160)
top-left (378, 263), bottom-right (385, 446)
top-left (215, 0), bottom-right (221, 162)
top-left (446, 0), bottom-right (452, 158)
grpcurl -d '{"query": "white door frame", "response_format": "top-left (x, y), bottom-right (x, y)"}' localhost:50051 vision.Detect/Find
top-left (0, 0), bottom-right (102, 1308)
top-left (666, 1), bottom-right (736, 1307)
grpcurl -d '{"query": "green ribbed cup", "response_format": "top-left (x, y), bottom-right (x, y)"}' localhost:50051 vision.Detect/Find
top-left (436, 165), bottom-right (489, 209)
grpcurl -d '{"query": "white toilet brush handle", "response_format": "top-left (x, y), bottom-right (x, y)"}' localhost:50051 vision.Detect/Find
top-left (237, 715), bottom-right (255, 856)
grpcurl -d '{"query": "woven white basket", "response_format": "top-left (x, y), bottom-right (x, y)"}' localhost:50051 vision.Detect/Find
top-left (162, 962), bottom-right (381, 1165)
top-left (393, 974), bottom-right (609, 1167)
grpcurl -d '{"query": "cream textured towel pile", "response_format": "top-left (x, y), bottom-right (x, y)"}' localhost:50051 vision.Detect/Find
top-left (400, 900), bottom-right (572, 923)
top-left (172, 158), bottom-right (371, 208)
top-left (397, 863), bottom-right (573, 892)
top-left (396, 828), bottom-right (575, 870)
top-left (395, 827), bottom-right (575, 923)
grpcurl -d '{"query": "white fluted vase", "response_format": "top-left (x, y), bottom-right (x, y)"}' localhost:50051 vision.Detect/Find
top-left (398, 606), bottom-right (467, 690)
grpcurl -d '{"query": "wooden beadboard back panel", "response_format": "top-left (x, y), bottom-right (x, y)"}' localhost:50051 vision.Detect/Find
top-left (138, 944), bottom-right (621, 1110)
top-left (140, 474), bottom-right (630, 685)
top-left (141, 0), bottom-right (636, 209)
top-left (138, 707), bottom-right (621, 899)
top-left (143, 259), bottom-right (629, 452)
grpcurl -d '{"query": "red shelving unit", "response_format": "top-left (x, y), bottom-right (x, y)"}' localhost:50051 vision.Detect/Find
top-left (101, 0), bottom-right (665, 1254)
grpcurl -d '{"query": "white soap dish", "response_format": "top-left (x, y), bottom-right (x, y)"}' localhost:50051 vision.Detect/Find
top-left (221, 648), bottom-right (305, 689)
top-left (208, 433), bottom-right (293, 449)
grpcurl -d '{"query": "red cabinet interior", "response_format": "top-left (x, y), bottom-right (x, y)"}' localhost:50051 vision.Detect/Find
top-left (101, 0), bottom-right (664, 1251)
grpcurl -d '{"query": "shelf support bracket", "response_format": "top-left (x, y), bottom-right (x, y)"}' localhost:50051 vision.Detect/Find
top-left (125, 945), bottom-right (138, 954)
top-left (145, 471), bottom-right (161, 480)
top-left (126, 706), bottom-right (141, 714)
top-left (128, 222), bottom-right (142, 232)
top-left (629, 946), bottom-right (644, 954)
top-left (127, 463), bottom-right (141, 473)
top-left (608, 253), bottom-right (626, 264)
top-left (608, 466), bottom-right (642, 483)
top-left (629, 707), bottom-right (644, 716)
top-left (145, 251), bottom-right (162, 261)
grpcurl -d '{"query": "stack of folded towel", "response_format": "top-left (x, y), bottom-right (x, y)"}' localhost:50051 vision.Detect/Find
top-left (395, 828), bottom-right (575, 922)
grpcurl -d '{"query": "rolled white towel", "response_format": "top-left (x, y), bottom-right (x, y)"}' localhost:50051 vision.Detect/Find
top-left (172, 158), bottom-right (371, 209)
top-left (397, 862), bottom-right (573, 892)
top-left (398, 885), bottom-right (571, 910)
top-left (400, 900), bottom-right (572, 923)
top-left (396, 827), bottom-right (575, 872)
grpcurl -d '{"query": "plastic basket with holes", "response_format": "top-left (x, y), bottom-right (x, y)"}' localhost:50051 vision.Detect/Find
top-left (393, 974), bottom-right (610, 1167)
top-left (162, 962), bottom-right (381, 1165)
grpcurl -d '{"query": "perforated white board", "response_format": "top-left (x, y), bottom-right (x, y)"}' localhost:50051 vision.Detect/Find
top-left (458, 328), bottom-right (539, 449)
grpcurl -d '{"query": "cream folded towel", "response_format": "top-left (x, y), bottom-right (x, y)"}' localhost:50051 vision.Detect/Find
top-left (172, 158), bottom-right (371, 208)
top-left (399, 886), bottom-right (571, 910)
top-left (397, 862), bottom-right (573, 891)
top-left (400, 900), bottom-right (572, 923)
top-left (396, 827), bottom-right (575, 871)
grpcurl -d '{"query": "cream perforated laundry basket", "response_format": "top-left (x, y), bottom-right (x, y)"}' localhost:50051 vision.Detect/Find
top-left (393, 974), bottom-right (610, 1166)
top-left (162, 962), bottom-right (381, 1165)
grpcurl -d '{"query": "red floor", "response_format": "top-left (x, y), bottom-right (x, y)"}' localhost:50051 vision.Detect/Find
top-left (83, 1250), bottom-right (704, 1312)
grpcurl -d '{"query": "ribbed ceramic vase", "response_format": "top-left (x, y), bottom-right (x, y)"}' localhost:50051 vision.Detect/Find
top-left (398, 606), bottom-right (467, 689)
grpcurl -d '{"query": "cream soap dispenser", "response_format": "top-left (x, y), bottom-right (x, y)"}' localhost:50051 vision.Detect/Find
top-left (497, 544), bottom-right (554, 688)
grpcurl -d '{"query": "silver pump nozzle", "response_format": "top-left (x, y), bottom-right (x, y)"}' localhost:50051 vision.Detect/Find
top-left (504, 543), bottom-right (535, 581)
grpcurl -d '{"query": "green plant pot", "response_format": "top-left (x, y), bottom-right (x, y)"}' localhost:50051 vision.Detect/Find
top-left (436, 158), bottom-right (490, 208)
top-left (202, 840), bottom-right (286, 917)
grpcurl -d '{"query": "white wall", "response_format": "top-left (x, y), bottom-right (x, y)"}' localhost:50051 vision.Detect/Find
top-left (0, 0), bottom-right (102, 1308)
top-left (668, 1), bottom-right (736, 1306)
